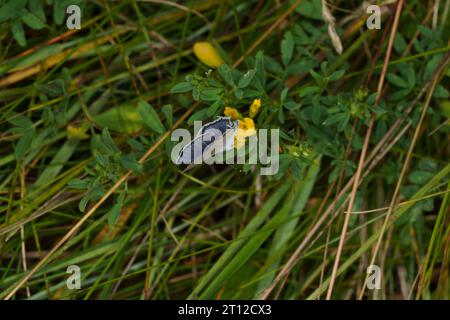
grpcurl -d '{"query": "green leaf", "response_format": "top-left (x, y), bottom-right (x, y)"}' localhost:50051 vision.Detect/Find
top-left (234, 88), bottom-right (243, 99)
top-left (101, 128), bottom-right (120, 155)
top-left (238, 69), bottom-right (256, 88)
top-left (35, 80), bottom-right (65, 97)
top-left (394, 33), bottom-right (407, 53)
top-left (53, 0), bottom-right (67, 25)
top-left (0, 0), bottom-right (27, 23)
top-left (409, 171), bottom-right (434, 184)
top-left (293, 23), bottom-right (310, 45)
top-left (329, 70), bottom-right (346, 81)
top-left (192, 88), bottom-right (200, 101)
top-left (298, 86), bottom-right (320, 97)
top-left (280, 88), bottom-right (289, 103)
top-left (207, 99), bottom-right (222, 117)
top-left (12, 20), bottom-right (26, 47)
top-left (417, 25), bottom-right (434, 38)
top-left (94, 106), bottom-right (143, 134)
top-left (94, 151), bottom-right (109, 168)
top-left (403, 65), bottom-right (416, 87)
top-left (255, 51), bottom-right (266, 86)
top-left (284, 100), bottom-right (300, 110)
top-left (265, 55), bottom-right (283, 75)
top-left (137, 100), bottom-right (165, 135)
top-left (309, 69), bottom-right (322, 81)
top-left (79, 195), bottom-right (90, 213)
top-left (433, 85), bottom-right (449, 99)
top-left (312, 96), bottom-right (321, 124)
top-left (8, 115), bottom-right (33, 130)
top-left (199, 87), bottom-right (222, 102)
top-left (188, 108), bottom-right (209, 125)
top-left (295, 0), bottom-right (323, 20)
top-left (418, 159), bottom-right (437, 172)
top-left (107, 202), bottom-right (121, 227)
top-left (170, 82), bottom-right (193, 93)
top-left (33, 140), bottom-right (81, 189)
top-left (68, 178), bottom-right (89, 189)
top-left (120, 154), bottom-right (142, 172)
top-left (15, 130), bottom-right (35, 160)
top-left (162, 104), bottom-right (173, 128)
top-left (79, 185), bottom-right (104, 212)
top-left (286, 59), bottom-right (316, 76)
top-left (290, 158), bottom-right (303, 180)
top-left (389, 88), bottom-right (411, 101)
top-left (218, 64), bottom-right (235, 86)
top-left (29, 0), bottom-right (46, 22)
top-left (281, 31), bottom-right (294, 66)
top-left (21, 9), bottom-right (46, 30)
top-left (322, 113), bottom-right (346, 126)
top-left (387, 73), bottom-right (410, 88)
top-left (337, 114), bottom-right (350, 132)
top-left (423, 54), bottom-right (441, 82)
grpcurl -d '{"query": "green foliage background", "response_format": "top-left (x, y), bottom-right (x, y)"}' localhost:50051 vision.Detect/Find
top-left (0, 0), bottom-right (449, 299)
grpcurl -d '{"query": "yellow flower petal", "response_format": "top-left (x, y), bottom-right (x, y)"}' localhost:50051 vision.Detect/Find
top-left (239, 117), bottom-right (256, 136)
top-left (249, 98), bottom-right (261, 118)
top-left (224, 107), bottom-right (242, 120)
top-left (193, 42), bottom-right (224, 68)
top-left (234, 117), bottom-right (256, 148)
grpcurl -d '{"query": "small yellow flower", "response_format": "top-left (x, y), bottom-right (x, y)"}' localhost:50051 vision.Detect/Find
top-left (238, 117), bottom-right (256, 136)
top-left (224, 107), bottom-right (242, 120)
top-left (193, 42), bottom-right (224, 68)
top-left (249, 98), bottom-right (261, 118)
top-left (234, 117), bottom-right (256, 149)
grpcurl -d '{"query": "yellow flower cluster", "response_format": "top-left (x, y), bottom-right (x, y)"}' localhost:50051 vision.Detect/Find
top-left (223, 98), bottom-right (261, 149)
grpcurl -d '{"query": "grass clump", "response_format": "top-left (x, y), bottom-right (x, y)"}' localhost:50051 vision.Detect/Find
top-left (0, 0), bottom-right (449, 300)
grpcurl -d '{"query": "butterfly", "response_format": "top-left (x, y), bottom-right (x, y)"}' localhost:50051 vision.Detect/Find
top-left (176, 116), bottom-right (239, 167)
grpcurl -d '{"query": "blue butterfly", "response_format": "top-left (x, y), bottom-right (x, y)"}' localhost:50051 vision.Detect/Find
top-left (176, 116), bottom-right (239, 166)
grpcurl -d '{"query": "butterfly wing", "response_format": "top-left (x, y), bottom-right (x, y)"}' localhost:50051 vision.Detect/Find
top-left (176, 129), bottom-right (223, 164)
top-left (195, 117), bottom-right (230, 137)
top-left (176, 117), bottom-right (239, 165)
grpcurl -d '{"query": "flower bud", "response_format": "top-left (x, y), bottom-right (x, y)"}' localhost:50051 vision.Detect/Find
top-left (249, 98), bottom-right (261, 118)
top-left (193, 42), bottom-right (224, 68)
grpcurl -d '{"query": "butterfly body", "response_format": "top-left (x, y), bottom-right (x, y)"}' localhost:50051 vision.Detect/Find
top-left (176, 117), bottom-right (239, 166)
